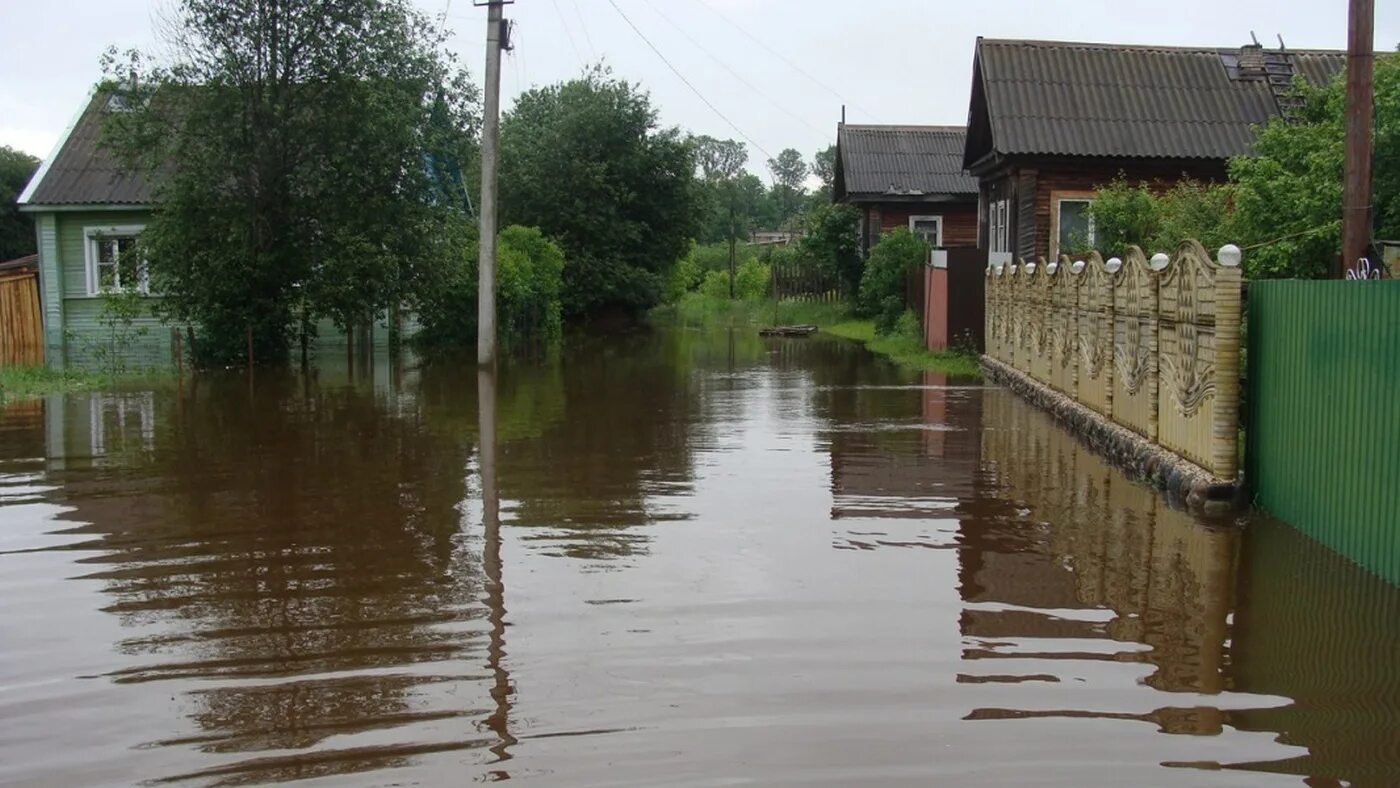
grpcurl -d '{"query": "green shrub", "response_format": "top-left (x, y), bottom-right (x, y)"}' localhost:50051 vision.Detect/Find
top-left (416, 224), bottom-right (565, 348)
top-left (734, 259), bottom-right (771, 300)
top-left (1090, 177), bottom-right (1236, 259)
top-left (699, 269), bottom-right (732, 299)
top-left (858, 228), bottom-right (927, 334)
top-left (797, 203), bottom-right (861, 295)
top-left (665, 255), bottom-right (703, 302)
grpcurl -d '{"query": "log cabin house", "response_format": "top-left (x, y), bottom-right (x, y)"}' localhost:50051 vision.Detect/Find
top-left (833, 124), bottom-right (979, 258)
top-left (961, 37), bottom-right (1345, 263)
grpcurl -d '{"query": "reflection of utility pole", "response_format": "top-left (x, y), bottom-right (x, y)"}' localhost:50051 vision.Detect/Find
top-left (476, 0), bottom-right (512, 365)
top-left (477, 368), bottom-right (516, 767)
top-left (1340, 0), bottom-right (1374, 276)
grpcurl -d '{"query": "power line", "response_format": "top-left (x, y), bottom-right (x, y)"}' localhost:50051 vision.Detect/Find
top-left (641, 0), bottom-right (829, 142)
top-left (688, 0), bottom-right (881, 123)
top-left (569, 0), bottom-right (597, 61)
top-left (550, 0), bottom-right (586, 68)
top-left (605, 0), bottom-right (775, 167)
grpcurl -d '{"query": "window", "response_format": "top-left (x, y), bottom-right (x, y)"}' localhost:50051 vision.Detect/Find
top-left (84, 226), bottom-right (148, 295)
top-left (908, 215), bottom-right (943, 248)
top-left (1052, 194), bottom-right (1096, 259)
top-left (989, 199), bottom-right (1009, 254)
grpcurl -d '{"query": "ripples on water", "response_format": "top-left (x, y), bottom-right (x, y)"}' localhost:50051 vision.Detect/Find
top-left (1, 330), bottom-right (1397, 787)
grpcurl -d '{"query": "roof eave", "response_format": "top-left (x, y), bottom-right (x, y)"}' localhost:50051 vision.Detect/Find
top-left (18, 203), bottom-right (154, 213)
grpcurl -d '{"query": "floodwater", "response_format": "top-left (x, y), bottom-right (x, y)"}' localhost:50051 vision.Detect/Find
top-left (1, 329), bottom-right (1398, 788)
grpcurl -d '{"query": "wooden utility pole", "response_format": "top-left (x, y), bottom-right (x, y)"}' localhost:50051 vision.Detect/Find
top-left (1340, 0), bottom-right (1374, 277)
top-left (477, 0), bottom-right (510, 365)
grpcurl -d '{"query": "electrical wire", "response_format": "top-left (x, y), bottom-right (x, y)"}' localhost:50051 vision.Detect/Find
top-left (605, 0), bottom-right (775, 165)
top-left (641, 0), bottom-right (829, 141)
top-left (569, 0), bottom-right (597, 61)
top-left (688, 0), bottom-right (881, 123)
top-left (550, 0), bottom-right (586, 68)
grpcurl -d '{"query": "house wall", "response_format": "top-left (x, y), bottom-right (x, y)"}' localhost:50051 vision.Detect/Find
top-left (855, 200), bottom-right (979, 258)
top-left (51, 209), bottom-right (175, 370)
top-left (38, 209), bottom-right (415, 370)
top-left (977, 157), bottom-right (1229, 261)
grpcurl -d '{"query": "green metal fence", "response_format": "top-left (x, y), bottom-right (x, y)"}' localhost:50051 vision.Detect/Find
top-left (1247, 281), bottom-right (1400, 585)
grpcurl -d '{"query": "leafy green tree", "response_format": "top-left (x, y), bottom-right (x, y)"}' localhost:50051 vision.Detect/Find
top-left (1230, 53), bottom-right (1400, 278)
top-left (811, 144), bottom-right (836, 200)
top-left (500, 66), bottom-right (697, 318)
top-left (0, 145), bottom-right (39, 260)
top-left (858, 227), bottom-right (927, 334)
top-left (767, 147), bottom-right (808, 227)
top-left (101, 0), bottom-right (479, 366)
top-left (1090, 177), bottom-right (1235, 259)
top-left (797, 202), bottom-right (862, 295)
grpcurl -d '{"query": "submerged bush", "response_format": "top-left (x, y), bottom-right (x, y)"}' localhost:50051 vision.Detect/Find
top-left (416, 225), bottom-right (565, 349)
top-left (858, 228), bottom-right (927, 335)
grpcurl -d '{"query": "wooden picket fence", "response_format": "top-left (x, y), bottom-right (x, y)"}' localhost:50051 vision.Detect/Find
top-left (771, 260), bottom-right (842, 303)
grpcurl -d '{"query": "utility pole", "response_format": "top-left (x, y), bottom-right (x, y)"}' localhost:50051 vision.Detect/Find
top-left (1340, 0), bottom-right (1374, 277)
top-left (476, 0), bottom-right (511, 365)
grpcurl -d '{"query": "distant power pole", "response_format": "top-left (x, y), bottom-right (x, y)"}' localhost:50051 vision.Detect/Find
top-left (477, 0), bottom-right (511, 365)
top-left (1340, 0), bottom-right (1374, 277)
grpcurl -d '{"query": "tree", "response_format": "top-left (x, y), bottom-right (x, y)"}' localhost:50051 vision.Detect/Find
top-left (767, 147), bottom-right (808, 227)
top-left (693, 135), bottom-right (746, 181)
top-left (500, 66), bottom-right (697, 318)
top-left (103, 0), bottom-right (479, 366)
top-left (858, 227), bottom-right (927, 333)
top-left (1229, 53), bottom-right (1400, 279)
top-left (0, 145), bottom-right (39, 260)
top-left (811, 144), bottom-right (836, 199)
top-left (797, 202), bottom-right (861, 295)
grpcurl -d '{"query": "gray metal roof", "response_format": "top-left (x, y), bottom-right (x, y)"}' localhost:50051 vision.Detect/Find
top-left (836, 125), bottom-right (977, 200)
top-left (964, 38), bottom-right (1346, 168)
top-left (20, 91), bottom-right (153, 207)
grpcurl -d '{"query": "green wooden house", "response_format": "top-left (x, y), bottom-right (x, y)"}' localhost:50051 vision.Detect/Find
top-left (18, 89), bottom-right (408, 369)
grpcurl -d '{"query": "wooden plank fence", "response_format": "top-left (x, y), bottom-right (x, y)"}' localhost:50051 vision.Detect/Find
top-left (771, 260), bottom-right (841, 303)
top-left (0, 265), bottom-right (43, 367)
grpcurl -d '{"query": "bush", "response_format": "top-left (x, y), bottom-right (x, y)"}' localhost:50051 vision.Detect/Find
top-left (698, 269), bottom-right (732, 299)
top-left (734, 259), bottom-right (770, 300)
top-left (797, 203), bottom-right (861, 295)
top-left (1090, 177), bottom-right (1237, 259)
top-left (416, 224), bottom-right (565, 349)
top-left (858, 228), bottom-right (927, 334)
top-left (665, 255), bottom-right (703, 302)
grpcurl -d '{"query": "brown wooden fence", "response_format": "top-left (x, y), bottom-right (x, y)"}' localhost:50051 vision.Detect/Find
top-left (0, 258), bottom-right (43, 367)
top-left (771, 261), bottom-right (841, 302)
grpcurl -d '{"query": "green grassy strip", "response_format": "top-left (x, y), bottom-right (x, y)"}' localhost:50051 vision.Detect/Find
top-left (652, 294), bottom-right (982, 379)
top-left (0, 365), bottom-right (104, 403)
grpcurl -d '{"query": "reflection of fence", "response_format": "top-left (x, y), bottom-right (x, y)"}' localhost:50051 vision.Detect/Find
top-left (984, 241), bottom-right (1242, 481)
top-left (0, 259), bottom-right (43, 366)
top-left (771, 261), bottom-right (840, 302)
top-left (1248, 281), bottom-right (1400, 584)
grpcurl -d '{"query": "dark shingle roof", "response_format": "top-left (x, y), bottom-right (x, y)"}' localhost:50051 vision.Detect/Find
top-left (20, 91), bottom-right (153, 207)
top-left (836, 124), bottom-right (977, 200)
top-left (964, 38), bottom-right (1346, 168)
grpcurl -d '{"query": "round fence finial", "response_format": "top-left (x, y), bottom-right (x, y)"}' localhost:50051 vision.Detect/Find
top-left (1218, 244), bottom-right (1242, 267)
top-left (1071, 259), bottom-right (1086, 274)
top-left (1047, 261), bottom-right (1059, 275)
top-left (1105, 257), bottom-right (1123, 273)
top-left (1150, 252), bottom-right (1170, 271)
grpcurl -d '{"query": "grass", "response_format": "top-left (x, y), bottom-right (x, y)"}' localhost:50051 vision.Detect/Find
top-left (0, 365), bottom-right (104, 403)
top-left (0, 364), bottom-right (178, 404)
top-left (652, 294), bottom-right (982, 379)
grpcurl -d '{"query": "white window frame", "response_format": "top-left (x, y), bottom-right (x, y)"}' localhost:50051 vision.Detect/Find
top-left (989, 199), bottom-right (1009, 254)
top-left (83, 225), bottom-right (148, 296)
top-left (1050, 192), bottom-right (1096, 260)
top-left (907, 215), bottom-right (944, 248)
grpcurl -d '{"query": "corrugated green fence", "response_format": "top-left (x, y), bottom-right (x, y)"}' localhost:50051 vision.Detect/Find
top-left (1247, 281), bottom-right (1400, 585)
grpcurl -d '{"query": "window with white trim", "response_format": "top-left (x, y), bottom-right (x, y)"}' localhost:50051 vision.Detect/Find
top-left (84, 226), bottom-right (148, 295)
top-left (1053, 196), bottom-right (1096, 259)
top-left (989, 199), bottom-right (1009, 254)
top-left (908, 215), bottom-right (943, 247)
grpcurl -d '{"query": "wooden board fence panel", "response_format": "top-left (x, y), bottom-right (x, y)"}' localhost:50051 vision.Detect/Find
top-left (0, 271), bottom-right (43, 367)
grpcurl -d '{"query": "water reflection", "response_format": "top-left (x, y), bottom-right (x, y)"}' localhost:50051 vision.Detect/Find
top-left (0, 328), bottom-right (1398, 785)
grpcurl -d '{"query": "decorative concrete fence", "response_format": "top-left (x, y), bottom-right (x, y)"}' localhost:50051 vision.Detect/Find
top-left (983, 241), bottom-right (1243, 487)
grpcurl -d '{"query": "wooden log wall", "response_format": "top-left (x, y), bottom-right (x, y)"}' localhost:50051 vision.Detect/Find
top-left (984, 241), bottom-right (1243, 481)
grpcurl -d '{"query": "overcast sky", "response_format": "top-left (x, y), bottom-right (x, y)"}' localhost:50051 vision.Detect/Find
top-left (3, 0), bottom-right (1398, 176)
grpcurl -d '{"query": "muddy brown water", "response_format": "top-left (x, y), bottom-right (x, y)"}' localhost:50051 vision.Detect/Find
top-left (1, 329), bottom-right (1398, 787)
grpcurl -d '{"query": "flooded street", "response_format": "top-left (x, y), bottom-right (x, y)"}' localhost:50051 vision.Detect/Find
top-left (2, 328), bottom-right (1398, 787)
